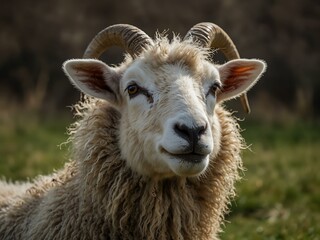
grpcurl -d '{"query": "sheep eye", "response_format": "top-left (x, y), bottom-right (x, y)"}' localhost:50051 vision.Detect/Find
top-left (208, 82), bottom-right (221, 96)
top-left (126, 84), bottom-right (140, 97)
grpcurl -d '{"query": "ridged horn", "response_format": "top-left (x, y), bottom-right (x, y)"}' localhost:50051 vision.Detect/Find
top-left (83, 24), bottom-right (153, 59)
top-left (184, 22), bottom-right (251, 113)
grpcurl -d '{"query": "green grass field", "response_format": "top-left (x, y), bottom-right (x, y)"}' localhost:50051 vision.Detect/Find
top-left (0, 114), bottom-right (319, 239)
top-left (222, 122), bottom-right (320, 239)
top-left (0, 114), bottom-right (68, 180)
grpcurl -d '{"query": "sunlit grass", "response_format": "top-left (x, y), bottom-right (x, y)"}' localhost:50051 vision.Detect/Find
top-left (0, 114), bottom-right (70, 180)
top-left (222, 122), bottom-right (320, 239)
top-left (0, 114), bottom-right (319, 239)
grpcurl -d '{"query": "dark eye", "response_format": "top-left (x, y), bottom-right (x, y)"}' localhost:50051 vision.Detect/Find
top-left (125, 83), bottom-right (154, 103)
top-left (208, 82), bottom-right (221, 96)
top-left (126, 84), bottom-right (140, 97)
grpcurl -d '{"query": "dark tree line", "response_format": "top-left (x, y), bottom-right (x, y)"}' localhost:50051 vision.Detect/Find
top-left (0, 0), bottom-right (319, 119)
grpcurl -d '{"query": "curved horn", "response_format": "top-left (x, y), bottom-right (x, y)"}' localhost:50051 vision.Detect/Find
top-left (184, 22), bottom-right (251, 113)
top-left (83, 24), bottom-right (153, 59)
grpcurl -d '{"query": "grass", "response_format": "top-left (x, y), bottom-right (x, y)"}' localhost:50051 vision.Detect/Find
top-left (222, 122), bottom-right (320, 240)
top-left (0, 113), bottom-right (70, 180)
top-left (0, 113), bottom-right (319, 239)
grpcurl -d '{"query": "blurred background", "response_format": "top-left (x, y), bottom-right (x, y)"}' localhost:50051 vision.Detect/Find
top-left (0, 0), bottom-right (319, 119)
top-left (0, 0), bottom-right (319, 239)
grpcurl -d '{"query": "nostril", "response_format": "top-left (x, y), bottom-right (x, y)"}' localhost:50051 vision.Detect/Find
top-left (174, 123), bottom-right (208, 143)
top-left (174, 123), bottom-right (191, 141)
top-left (197, 123), bottom-right (207, 136)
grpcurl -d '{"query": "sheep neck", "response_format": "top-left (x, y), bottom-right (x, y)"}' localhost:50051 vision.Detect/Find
top-left (70, 99), bottom-right (243, 239)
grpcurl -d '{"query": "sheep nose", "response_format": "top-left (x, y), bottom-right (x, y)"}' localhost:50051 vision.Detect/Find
top-left (174, 123), bottom-right (207, 146)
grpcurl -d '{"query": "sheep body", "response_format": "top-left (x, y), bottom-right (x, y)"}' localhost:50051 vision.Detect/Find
top-left (0, 99), bottom-right (242, 239)
top-left (0, 34), bottom-right (265, 239)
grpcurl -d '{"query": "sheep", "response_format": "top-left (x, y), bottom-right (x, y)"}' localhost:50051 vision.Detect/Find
top-left (0, 22), bottom-right (266, 239)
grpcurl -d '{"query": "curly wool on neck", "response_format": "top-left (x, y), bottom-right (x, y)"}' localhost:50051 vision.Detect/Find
top-left (68, 97), bottom-right (244, 239)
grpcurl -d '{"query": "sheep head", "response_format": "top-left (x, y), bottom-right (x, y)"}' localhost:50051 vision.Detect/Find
top-left (63, 23), bottom-right (266, 179)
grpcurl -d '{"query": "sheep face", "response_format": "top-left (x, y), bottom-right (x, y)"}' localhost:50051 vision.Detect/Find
top-left (63, 39), bottom-right (266, 179)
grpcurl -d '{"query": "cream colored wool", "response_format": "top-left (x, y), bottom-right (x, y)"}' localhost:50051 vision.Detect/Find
top-left (0, 35), bottom-right (257, 240)
top-left (0, 97), bottom-right (243, 239)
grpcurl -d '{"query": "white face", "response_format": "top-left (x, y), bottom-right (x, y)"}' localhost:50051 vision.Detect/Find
top-left (63, 44), bottom-right (266, 179)
top-left (118, 61), bottom-right (222, 178)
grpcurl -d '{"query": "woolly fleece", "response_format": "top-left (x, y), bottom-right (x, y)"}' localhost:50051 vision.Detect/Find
top-left (0, 98), bottom-right (243, 240)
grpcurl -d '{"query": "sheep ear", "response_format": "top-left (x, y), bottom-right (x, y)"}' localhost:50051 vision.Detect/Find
top-left (217, 59), bottom-right (266, 102)
top-left (63, 59), bottom-right (121, 105)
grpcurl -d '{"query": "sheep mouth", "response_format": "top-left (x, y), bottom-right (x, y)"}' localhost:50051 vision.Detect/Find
top-left (166, 153), bottom-right (209, 176)
top-left (161, 148), bottom-right (208, 164)
top-left (172, 153), bottom-right (207, 164)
